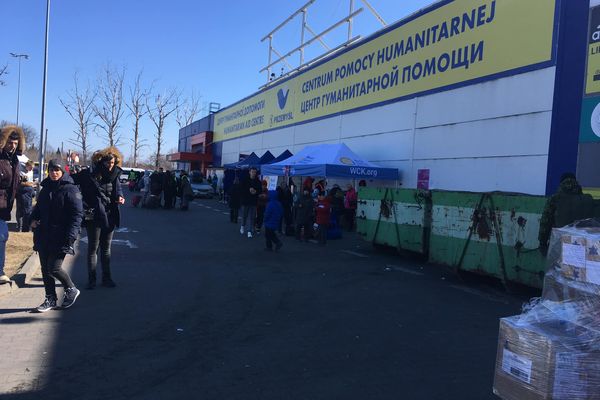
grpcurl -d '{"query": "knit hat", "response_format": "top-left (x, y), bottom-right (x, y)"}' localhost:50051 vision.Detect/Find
top-left (47, 159), bottom-right (64, 173)
top-left (560, 172), bottom-right (577, 183)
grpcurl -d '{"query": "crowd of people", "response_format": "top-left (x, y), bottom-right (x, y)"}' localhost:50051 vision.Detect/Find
top-left (226, 167), bottom-right (360, 250)
top-left (0, 125), bottom-right (126, 312)
top-left (127, 168), bottom-right (194, 210)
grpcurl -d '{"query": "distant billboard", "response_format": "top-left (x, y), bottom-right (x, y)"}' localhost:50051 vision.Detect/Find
top-left (213, 0), bottom-right (557, 142)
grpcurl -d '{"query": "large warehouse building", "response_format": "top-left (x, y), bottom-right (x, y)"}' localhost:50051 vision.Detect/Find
top-left (172, 0), bottom-right (593, 196)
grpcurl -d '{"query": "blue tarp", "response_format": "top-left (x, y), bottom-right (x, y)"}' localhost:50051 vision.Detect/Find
top-left (261, 143), bottom-right (399, 180)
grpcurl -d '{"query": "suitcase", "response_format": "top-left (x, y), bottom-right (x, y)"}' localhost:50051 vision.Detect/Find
top-left (131, 195), bottom-right (142, 207)
top-left (144, 195), bottom-right (160, 209)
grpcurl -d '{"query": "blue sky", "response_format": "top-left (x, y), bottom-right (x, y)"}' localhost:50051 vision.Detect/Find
top-left (1, 0), bottom-right (434, 160)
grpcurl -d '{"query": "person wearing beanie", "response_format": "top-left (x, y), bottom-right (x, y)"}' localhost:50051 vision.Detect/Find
top-left (71, 147), bottom-right (124, 289)
top-left (0, 125), bottom-right (25, 284)
top-left (30, 159), bottom-right (83, 312)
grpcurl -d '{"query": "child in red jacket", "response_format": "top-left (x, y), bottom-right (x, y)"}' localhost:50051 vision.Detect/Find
top-left (315, 192), bottom-right (331, 246)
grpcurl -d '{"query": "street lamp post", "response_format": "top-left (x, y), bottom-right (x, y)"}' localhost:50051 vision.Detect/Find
top-left (38, 0), bottom-right (50, 184)
top-left (9, 53), bottom-right (29, 125)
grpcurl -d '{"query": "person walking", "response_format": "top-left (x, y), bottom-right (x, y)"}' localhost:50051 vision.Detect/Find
top-left (264, 190), bottom-right (283, 252)
top-left (72, 147), bottom-right (125, 289)
top-left (255, 180), bottom-right (268, 234)
top-left (315, 191), bottom-right (331, 246)
top-left (163, 171), bottom-right (178, 209)
top-left (240, 167), bottom-right (262, 238)
top-left (211, 172), bottom-right (218, 196)
top-left (31, 159), bottom-right (83, 312)
top-left (294, 187), bottom-right (314, 241)
top-left (228, 177), bottom-right (242, 223)
top-left (344, 184), bottom-right (358, 231)
top-left (179, 171), bottom-right (193, 211)
top-left (0, 125), bottom-right (25, 284)
top-left (16, 161), bottom-right (36, 232)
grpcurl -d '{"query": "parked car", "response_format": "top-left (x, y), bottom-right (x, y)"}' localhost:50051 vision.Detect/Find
top-left (191, 182), bottom-right (213, 198)
top-left (189, 170), bottom-right (212, 198)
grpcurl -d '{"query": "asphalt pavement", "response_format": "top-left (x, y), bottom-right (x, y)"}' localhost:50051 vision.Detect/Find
top-left (0, 191), bottom-right (532, 400)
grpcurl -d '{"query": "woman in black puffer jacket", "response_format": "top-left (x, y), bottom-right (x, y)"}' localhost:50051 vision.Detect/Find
top-left (72, 147), bottom-right (125, 289)
top-left (31, 159), bottom-right (83, 312)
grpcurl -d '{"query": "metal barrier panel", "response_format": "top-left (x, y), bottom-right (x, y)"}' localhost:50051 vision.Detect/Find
top-left (356, 188), bottom-right (429, 254)
top-left (429, 191), bottom-right (547, 288)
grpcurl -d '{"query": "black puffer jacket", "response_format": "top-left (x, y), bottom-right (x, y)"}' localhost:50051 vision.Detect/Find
top-left (32, 174), bottom-right (83, 253)
top-left (72, 164), bottom-right (123, 229)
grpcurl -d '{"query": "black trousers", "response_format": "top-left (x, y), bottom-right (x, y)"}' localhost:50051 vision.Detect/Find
top-left (295, 222), bottom-right (312, 240)
top-left (317, 224), bottom-right (328, 245)
top-left (230, 207), bottom-right (239, 223)
top-left (86, 223), bottom-right (115, 283)
top-left (265, 228), bottom-right (282, 249)
top-left (39, 250), bottom-right (74, 298)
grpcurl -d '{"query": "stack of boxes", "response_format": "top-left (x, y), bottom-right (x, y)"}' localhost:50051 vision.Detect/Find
top-left (493, 224), bottom-right (600, 400)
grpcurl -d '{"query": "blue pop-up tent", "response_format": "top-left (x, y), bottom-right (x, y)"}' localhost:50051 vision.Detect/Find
top-left (261, 143), bottom-right (399, 180)
top-left (268, 150), bottom-right (293, 164)
top-left (259, 151), bottom-right (275, 165)
top-left (223, 152), bottom-right (261, 169)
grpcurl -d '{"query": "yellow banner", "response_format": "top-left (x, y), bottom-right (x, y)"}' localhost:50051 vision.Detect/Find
top-left (214, 0), bottom-right (556, 142)
top-left (586, 6), bottom-right (600, 95)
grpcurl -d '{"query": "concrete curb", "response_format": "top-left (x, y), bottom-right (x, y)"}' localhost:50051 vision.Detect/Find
top-left (0, 251), bottom-right (40, 298)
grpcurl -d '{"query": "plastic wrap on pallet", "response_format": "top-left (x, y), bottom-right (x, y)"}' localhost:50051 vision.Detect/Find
top-left (543, 267), bottom-right (600, 303)
top-left (493, 300), bottom-right (600, 400)
top-left (545, 219), bottom-right (600, 289)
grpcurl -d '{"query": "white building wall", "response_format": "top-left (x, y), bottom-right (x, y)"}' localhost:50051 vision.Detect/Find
top-left (220, 67), bottom-right (556, 195)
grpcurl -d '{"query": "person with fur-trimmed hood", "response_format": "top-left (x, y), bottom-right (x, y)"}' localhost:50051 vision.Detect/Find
top-left (72, 147), bottom-right (125, 289)
top-left (0, 125), bottom-right (25, 284)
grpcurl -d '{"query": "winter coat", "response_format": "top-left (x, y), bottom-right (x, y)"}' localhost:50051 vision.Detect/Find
top-left (164, 173), bottom-right (178, 196)
top-left (344, 188), bottom-right (357, 210)
top-left (150, 173), bottom-right (163, 195)
top-left (16, 184), bottom-right (35, 217)
top-left (179, 175), bottom-right (193, 199)
top-left (264, 190), bottom-right (283, 230)
top-left (241, 176), bottom-right (262, 206)
top-left (257, 184), bottom-right (268, 209)
top-left (315, 197), bottom-right (331, 225)
top-left (32, 174), bottom-right (83, 254)
top-left (228, 182), bottom-right (242, 208)
top-left (294, 193), bottom-right (314, 225)
top-left (72, 163), bottom-right (123, 229)
top-left (0, 125), bottom-right (25, 221)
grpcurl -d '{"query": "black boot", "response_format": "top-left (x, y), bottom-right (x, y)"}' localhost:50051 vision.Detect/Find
top-left (102, 274), bottom-right (116, 288)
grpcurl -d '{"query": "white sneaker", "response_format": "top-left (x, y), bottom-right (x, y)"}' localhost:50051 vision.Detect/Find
top-left (0, 275), bottom-right (10, 284)
top-left (240, 226), bottom-right (244, 235)
top-left (247, 231), bottom-right (253, 238)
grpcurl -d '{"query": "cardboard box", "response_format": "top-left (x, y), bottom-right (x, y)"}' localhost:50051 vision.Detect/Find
top-left (555, 229), bottom-right (600, 286)
top-left (560, 234), bottom-right (588, 282)
top-left (542, 269), bottom-right (600, 303)
top-left (493, 316), bottom-right (600, 400)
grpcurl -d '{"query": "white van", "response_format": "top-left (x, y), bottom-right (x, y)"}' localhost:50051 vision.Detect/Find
top-left (120, 167), bottom-right (145, 183)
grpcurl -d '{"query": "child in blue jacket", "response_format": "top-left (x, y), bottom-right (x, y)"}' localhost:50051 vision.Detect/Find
top-left (263, 190), bottom-right (283, 251)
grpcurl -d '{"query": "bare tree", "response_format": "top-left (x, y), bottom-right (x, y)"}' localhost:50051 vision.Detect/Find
top-left (0, 64), bottom-right (7, 86)
top-left (146, 88), bottom-right (180, 169)
top-left (175, 91), bottom-right (201, 128)
top-left (126, 71), bottom-right (150, 167)
top-left (93, 64), bottom-right (125, 147)
top-left (60, 73), bottom-right (96, 164)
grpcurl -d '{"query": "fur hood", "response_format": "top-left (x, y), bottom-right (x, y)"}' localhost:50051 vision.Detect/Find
top-left (0, 125), bottom-right (25, 155)
top-left (91, 146), bottom-right (123, 167)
